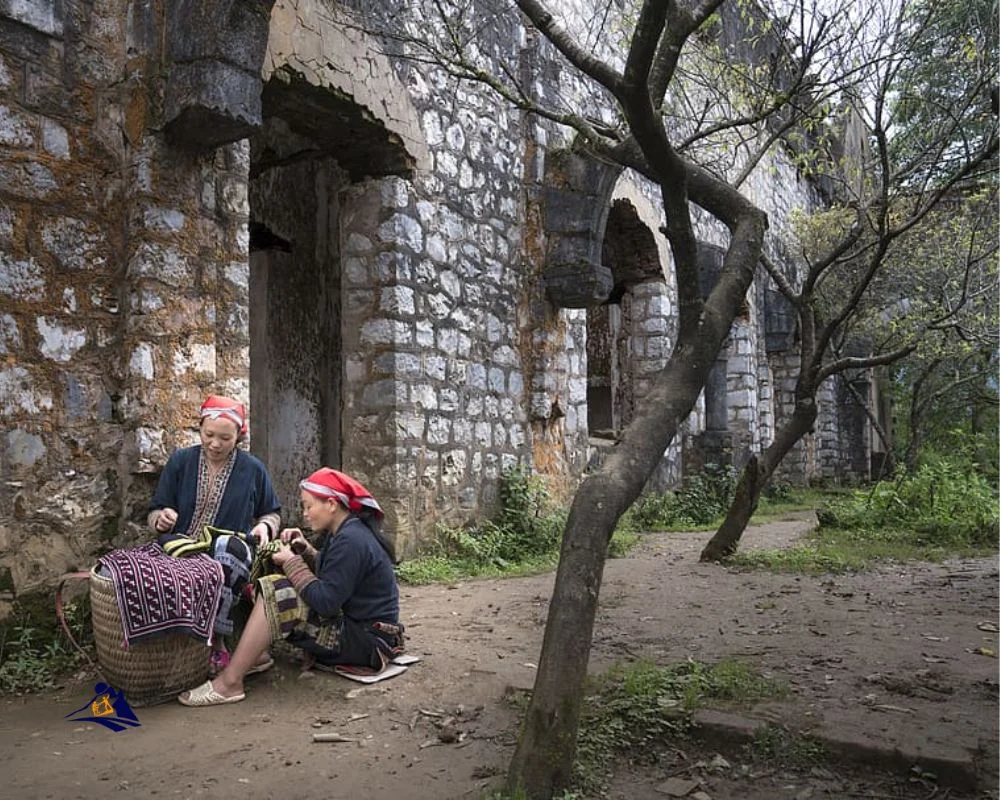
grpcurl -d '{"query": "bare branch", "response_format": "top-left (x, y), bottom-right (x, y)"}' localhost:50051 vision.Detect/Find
top-left (515, 0), bottom-right (625, 95)
top-left (819, 342), bottom-right (918, 382)
top-left (624, 1), bottom-right (668, 90)
top-left (760, 251), bottom-right (800, 304)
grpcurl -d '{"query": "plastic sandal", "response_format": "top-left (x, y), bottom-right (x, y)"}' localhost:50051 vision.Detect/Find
top-left (246, 656), bottom-right (274, 676)
top-left (178, 680), bottom-right (245, 707)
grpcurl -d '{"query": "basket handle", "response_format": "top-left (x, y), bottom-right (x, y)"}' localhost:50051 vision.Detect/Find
top-left (55, 571), bottom-right (104, 680)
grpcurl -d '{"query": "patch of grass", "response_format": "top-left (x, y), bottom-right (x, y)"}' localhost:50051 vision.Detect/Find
top-left (619, 477), bottom-right (842, 533)
top-left (748, 725), bottom-right (827, 766)
top-left (395, 552), bottom-right (561, 585)
top-left (607, 527), bottom-right (639, 557)
top-left (486, 790), bottom-right (580, 800)
top-left (728, 525), bottom-right (996, 575)
top-left (396, 468), bottom-right (640, 585)
top-left (750, 487), bottom-right (836, 522)
top-left (817, 458), bottom-right (998, 548)
top-left (0, 600), bottom-right (90, 693)
top-left (573, 659), bottom-right (785, 791)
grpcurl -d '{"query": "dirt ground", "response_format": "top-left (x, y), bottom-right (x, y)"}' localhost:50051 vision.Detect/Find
top-left (2, 512), bottom-right (998, 800)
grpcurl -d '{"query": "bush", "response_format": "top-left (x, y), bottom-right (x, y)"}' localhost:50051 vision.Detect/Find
top-left (396, 468), bottom-right (641, 584)
top-left (0, 601), bottom-right (89, 693)
top-left (673, 464), bottom-right (740, 524)
top-left (436, 467), bottom-right (566, 569)
top-left (619, 464), bottom-right (740, 531)
top-left (818, 456), bottom-right (998, 548)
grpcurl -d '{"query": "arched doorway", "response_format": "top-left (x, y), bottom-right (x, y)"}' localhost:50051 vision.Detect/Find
top-left (248, 2), bottom-right (428, 517)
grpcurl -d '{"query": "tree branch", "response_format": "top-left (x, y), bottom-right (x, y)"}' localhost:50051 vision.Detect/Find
top-left (515, 0), bottom-right (625, 95)
top-left (818, 341), bottom-right (917, 382)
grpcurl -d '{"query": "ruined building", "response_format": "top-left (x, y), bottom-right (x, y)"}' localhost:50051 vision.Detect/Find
top-left (0, 0), bottom-right (877, 612)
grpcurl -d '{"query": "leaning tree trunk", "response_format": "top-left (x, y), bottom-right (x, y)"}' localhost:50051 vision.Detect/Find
top-left (506, 342), bottom-right (724, 796)
top-left (506, 102), bottom-right (768, 795)
top-left (700, 397), bottom-right (818, 562)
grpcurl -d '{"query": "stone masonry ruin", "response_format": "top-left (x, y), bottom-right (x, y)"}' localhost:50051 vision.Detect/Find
top-left (0, 0), bottom-right (878, 614)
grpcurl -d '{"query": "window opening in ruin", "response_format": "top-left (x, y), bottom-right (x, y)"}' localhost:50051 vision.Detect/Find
top-left (586, 198), bottom-right (661, 440)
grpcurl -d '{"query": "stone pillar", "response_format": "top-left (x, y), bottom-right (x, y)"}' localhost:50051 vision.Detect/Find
top-left (725, 317), bottom-right (759, 468)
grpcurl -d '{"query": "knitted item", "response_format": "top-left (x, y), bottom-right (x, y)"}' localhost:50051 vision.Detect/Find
top-left (282, 555), bottom-right (317, 594)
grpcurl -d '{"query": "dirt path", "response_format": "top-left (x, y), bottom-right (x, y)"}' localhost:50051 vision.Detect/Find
top-left (2, 513), bottom-right (997, 799)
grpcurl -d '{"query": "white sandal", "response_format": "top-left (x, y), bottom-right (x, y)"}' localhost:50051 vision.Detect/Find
top-left (246, 655), bottom-right (274, 676)
top-left (178, 680), bottom-right (245, 707)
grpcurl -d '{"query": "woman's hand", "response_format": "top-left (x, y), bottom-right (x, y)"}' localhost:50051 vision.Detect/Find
top-left (270, 543), bottom-right (294, 566)
top-left (250, 523), bottom-right (270, 547)
top-left (279, 527), bottom-right (305, 545)
top-left (155, 508), bottom-right (178, 533)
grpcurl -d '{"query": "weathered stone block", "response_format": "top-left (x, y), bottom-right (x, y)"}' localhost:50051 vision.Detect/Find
top-left (0, 366), bottom-right (52, 415)
top-left (0, 0), bottom-right (63, 37)
top-left (0, 254), bottom-right (44, 299)
top-left (127, 243), bottom-right (191, 287)
top-left (0, 161), bottom-right (56, 199)
top-left (0, 313), bottom-right (20, 353)
top-left (543, 261), bottom-right (613, 308)
top-left (427, 416), bottom-right (450, 445)
top-left (164, 60), bottom-right (263, 151)
top-left (36, 317), bottom-right (85, 362)
top-left (380, 285), bottom-right (415, 316)
top-left (4, 428), bottom-right (45, 468)
top-left (41, 216), bottom-right (105, 270)
top-left (0, 104), bottom-right (33, 147)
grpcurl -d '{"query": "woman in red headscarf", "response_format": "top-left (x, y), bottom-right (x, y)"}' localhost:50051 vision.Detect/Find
top-left (178, 467), bottom-right (402, 707)
top-left (148, 395), bottom-right (282, 673)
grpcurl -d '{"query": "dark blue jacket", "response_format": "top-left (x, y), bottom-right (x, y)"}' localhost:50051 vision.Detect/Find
top-left (149, 446), bottom-right (280, 535)
top-left (301, 517), bottom-right (399, 626)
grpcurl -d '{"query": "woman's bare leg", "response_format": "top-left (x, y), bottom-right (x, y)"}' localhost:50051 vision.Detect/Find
top-left (209, 597), bottom-right (272, 697)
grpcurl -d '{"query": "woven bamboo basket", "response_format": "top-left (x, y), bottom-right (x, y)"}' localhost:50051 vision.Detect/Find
top-left (89, 565), bottom-right (211, 706)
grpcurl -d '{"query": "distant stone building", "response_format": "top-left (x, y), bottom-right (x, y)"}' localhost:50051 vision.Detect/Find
top-left (0, 0), bottom-right (877, 613)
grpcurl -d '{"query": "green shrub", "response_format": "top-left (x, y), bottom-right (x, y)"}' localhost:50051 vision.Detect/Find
top-left (818, 456), bottom-right (998, 548)
top-left (619, 465), bottom-right (741, 531)
top-left (396, 468), bottom-right (641, 584)
top-left (673, 464), bottom-right (740, 524)
top-left (0, 601), bottom-right (89, 693)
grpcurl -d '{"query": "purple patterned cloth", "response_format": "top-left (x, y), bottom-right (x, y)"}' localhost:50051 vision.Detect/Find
top-left (98, 543), bottom-right (224, 648)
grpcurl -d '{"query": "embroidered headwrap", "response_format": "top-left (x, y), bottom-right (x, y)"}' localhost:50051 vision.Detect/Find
top-left (199, 395), bottom-right (248, 436)
top-left (300, 467), bottom-right (384, 519)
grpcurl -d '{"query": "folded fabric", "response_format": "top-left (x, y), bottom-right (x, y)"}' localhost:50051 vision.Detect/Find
top-left (158, 528), bottom-right (212, 558)
top-left (98, 542), bottom-right (224, 647)
top-left (158, 526), bottom-right (251, 559)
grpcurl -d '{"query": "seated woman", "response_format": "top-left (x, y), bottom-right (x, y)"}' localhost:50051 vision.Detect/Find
top-left (149, 395), bottom-right (281, 674)
top-left (178, 467), bottom-right (403, 707)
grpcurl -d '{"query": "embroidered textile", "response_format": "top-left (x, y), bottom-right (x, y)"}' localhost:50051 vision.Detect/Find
top-left (98, 543), bottom-right (223, 647)
top-left (184, 450), bottom-right (237, 538)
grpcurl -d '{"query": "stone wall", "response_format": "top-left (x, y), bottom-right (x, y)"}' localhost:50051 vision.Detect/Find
top-left (1, 0), bottom-right (134, 611)
top-left (0, 0), bottom-right (878, 610)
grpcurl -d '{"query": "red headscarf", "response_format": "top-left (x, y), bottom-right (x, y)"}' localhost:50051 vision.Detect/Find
top-left (199, 395), bottom-right (248, 436)
top-left (300, 467), bottom-right (383, 519)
